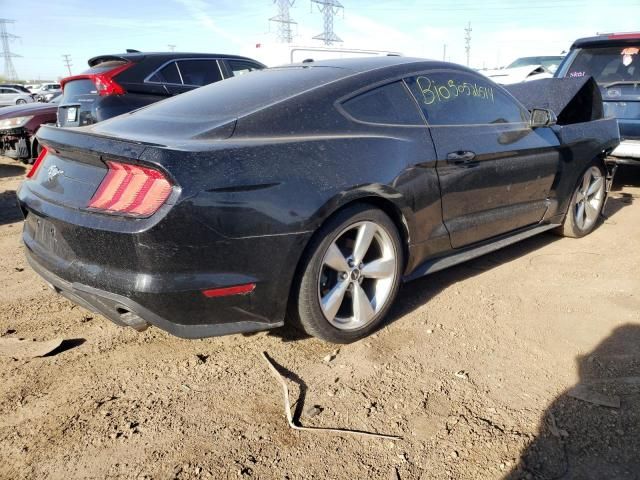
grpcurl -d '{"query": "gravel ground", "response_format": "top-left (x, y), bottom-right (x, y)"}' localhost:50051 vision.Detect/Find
top-left (1, 154), bottom-right (639, 480)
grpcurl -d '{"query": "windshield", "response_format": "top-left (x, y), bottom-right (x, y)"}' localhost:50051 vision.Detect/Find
top-left (566, 46), bottom-right (640, 84)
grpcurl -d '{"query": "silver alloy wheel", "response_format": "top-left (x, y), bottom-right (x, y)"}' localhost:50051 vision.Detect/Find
top-left (317, 220), bottom-right (397, 331)
top-left (574, 166), bottom-right (605, 231)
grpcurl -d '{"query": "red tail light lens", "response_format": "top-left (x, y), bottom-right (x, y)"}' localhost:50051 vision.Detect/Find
top-left (608, 32), bottom-right (640, 40)
top-left (26, 148), bottom-right (48, 178)
top-left (202, 283), bottom-right (256, 298)
top-left (88, 161), bottom-right (172, 217)
top-left (60, 62), bottom-right (133, 96)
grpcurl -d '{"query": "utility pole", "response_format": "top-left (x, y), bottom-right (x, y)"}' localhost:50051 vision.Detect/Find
top-left (62, 54), bottom-right (73, 76)
top-left (167, 44), bottom-right (176, 52)
top-left (311, 0), bottom-right (344, 46)
top-left (464, 21), bottom-right (472, 67)
top-left (0, 19), bottom-right (20, 80)
top-left (270, 0), bottom-right (296, 43)
top-left (443, 44), bottom-right (447, 62)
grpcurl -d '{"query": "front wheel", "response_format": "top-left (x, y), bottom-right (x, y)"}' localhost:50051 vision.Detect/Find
top-left (556, 163), bottom-right (606, 238)
top-left (291, 205), bottom-right (403, 343)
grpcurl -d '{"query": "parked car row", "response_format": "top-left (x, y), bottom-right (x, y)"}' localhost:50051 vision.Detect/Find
top-left (1, 51), bottom-right (265, 162)
top-left (0, 86), bottom-right (35, 106)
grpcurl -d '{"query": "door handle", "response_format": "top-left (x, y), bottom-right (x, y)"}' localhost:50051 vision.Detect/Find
top-left (446, 151), bottom-right (477, 164)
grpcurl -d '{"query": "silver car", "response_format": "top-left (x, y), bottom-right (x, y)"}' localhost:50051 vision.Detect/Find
top-left (0, 87), bottom-right (34, 106)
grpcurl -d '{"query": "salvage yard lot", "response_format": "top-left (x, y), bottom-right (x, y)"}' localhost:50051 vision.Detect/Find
top-left (1, 154), bottom-right (639, 479)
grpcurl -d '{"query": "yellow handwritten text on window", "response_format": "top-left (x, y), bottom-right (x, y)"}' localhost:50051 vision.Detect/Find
top-left (416, 76), bottom-right (494, 105)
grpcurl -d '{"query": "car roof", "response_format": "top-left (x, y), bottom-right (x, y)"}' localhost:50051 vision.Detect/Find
top-left (571, 32), bottom-right (640, 49)
top-left (274, 56), bottom-right (456, 75)
top-left (88, 51), bottom-right (263, 67)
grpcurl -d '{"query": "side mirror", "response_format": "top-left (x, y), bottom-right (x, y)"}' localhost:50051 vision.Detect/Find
top-left (530, 108), bottom-right (557, 128)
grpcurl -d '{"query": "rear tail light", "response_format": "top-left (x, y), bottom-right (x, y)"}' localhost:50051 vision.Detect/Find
top-left (26, 148), bottom-right (48, 178)
top-left (88, 161), bottom-right (172, 217)
top-left (60, 62), bottom-right (133, 96)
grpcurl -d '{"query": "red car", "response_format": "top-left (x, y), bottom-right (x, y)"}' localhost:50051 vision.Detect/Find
top-left (0, 97), bottom-right (59, 163)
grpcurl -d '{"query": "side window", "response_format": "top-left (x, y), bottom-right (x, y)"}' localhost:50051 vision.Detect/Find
top-left (0, 88), bottom-right (6, 94)
top-left (405, 72), bottom-right (529, 126)
top-left (177, 60), bottom-right (223, 86)
top-left (148, 62), bottom-right (182, 84)
top-left (228, 60), bottom-right (262, 77)
top-left (341, 81), bottom-right (424, 125)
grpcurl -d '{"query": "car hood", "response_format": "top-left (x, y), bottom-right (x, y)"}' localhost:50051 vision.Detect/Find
top-left (0, 102), bottom-right (58, 119)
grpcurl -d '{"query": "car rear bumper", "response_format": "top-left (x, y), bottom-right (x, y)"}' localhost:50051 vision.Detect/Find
top-left (19, 198), bottom-right (309, 338)
top-left (609, 139), bottom-right (640, 164)
top-left (26, 250), bottom-right (283, 338)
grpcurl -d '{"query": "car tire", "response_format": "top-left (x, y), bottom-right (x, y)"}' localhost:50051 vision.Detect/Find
top-left (16, 99), bottom-right (26, 105)
top-left (556, 162), bottom-right (606, 238)
top-left (290, 204), bottom-right (403, 343)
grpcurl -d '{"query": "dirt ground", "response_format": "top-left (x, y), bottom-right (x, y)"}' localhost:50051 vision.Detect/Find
top-left (1, 154), bottom-right (640, 480)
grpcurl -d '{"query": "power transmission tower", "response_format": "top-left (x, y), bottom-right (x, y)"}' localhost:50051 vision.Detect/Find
top-left (311, 0), bottom-right (343, 46)
top-left (62, 54), bottom-right (73, 76)
top-left (270, 0), bottom-right (296, 43)
top-left (0, 19), bottom-right (20, 80)
top-left (167, 44), bottom-right (176, 51)
top-left (464, 21), bottom-right (472, 67)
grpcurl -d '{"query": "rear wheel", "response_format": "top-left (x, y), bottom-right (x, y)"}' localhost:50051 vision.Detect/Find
top-left (16, 99), bottom-right (26, 105)
top-left (291, 205), bottom-right (403, 343)
top-left (556, 163), bottom-right (606, 238)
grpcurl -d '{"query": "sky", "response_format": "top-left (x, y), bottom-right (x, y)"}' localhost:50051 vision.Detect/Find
top-left (2, 0), bottom-right (640, 81)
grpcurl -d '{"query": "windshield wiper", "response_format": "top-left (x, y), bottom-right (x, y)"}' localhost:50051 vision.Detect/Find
top-left (602, 80), bottom-right (640, 88)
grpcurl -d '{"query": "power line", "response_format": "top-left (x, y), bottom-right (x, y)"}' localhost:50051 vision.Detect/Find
top-left (62, 54), bottom-right (73, 76)
top-left (0, 18), bottom-right (20, 80)
top-left (270, 0), bottom-right (297, 43)
top-left (311, 0), bottom-right (344, 46)
top-left (464, 21), bottom-right (472, 67)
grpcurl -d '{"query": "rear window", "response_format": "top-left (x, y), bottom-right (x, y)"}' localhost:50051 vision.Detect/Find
top-left (566, 46), bottom-right (640, 84)
top-left (62, 79), bottom-right (96, 98)
top-left (121, 66), bottom-right (349, 125)
top-left (342, 81), bottom-right (423, 125)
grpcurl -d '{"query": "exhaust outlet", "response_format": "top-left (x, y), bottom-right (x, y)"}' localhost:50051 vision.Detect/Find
top-left (116, 307), bottom-right (150, 332)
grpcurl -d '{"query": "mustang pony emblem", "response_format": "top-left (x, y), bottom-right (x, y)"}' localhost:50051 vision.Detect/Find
top-left (47, 165), bottom-right (64, 182)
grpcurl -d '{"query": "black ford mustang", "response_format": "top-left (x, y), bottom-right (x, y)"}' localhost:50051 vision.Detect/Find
top-left (18, 57), bottom-right (620, 343)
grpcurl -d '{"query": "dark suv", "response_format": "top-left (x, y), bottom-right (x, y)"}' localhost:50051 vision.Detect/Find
top-left (57, 51), bottom-right (265, 128)
top-left (556, 32), bottom-right (640, 164)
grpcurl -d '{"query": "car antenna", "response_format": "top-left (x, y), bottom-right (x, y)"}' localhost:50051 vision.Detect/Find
top-left (302, 58), bottom-right (314, 63)
top-left (126, 49), bottom-right (141, 53)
